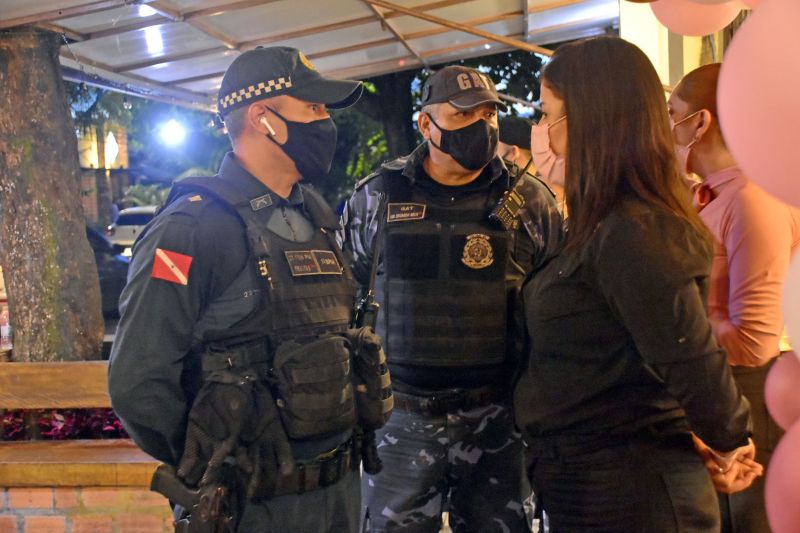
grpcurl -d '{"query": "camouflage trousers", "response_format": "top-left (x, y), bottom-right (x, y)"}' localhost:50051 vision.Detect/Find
top-left (362, 402), bottom-right (532, 533)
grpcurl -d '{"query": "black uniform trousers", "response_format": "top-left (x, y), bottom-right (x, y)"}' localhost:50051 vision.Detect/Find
top-left (527, 432), bottom-right (719, 533)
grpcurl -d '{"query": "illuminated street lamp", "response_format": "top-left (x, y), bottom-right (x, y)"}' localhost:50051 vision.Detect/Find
top-left (158, 119), bottom-right (186, 146)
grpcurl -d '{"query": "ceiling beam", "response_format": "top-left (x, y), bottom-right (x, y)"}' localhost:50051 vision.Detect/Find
top-left (523, 0), bottom-right (531, 41)
top-left (238, 15), bottom-right (376, 50)
top-left (167, 36), bottom-right (400, 87)
top-left (323, 55), bottom-right (420, 80)
top-left (85, 14), bottom-right (168, 40)
top-left (35, 22), bottom-right (87, 42)
top-left (183, 0), bottom-right (282, 20)
top-left (383, 0), bottom-right (472, 20)
top-left (529, 0), bottom-right (585, 13)
top-left (61, 52), bottom-right (211, 104)
top-left (115, 46), bottom-right (231, 73)
top-left (366, 0), bottom-right (553, 56)
top-left (0, 0), bottom-right (148, 30)
top-left (148, 0), bottom-right (238, 49)
top-left (403, 11), bottom-right (520, 41)
top-left (362, 0), bottom-right (428, 69)
top-left (421, 31), bottom-right (524, 58)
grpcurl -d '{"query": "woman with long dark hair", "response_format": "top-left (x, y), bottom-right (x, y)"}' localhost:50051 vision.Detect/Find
top-left (670, 63), bottom-right (800, 533)
top-left (513, 37), bottom-right (762, 531)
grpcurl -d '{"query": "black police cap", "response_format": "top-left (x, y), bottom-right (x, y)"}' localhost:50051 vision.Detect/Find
top-left (420, 65), bottom-right (507, 112)
top-left (499, 116), bottom-right (534, 150)
top-left (217, 46), bottom-right (363, 117)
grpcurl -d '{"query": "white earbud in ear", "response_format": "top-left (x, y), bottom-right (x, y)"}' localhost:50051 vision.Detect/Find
top-left (260, 116), bottom-right (277, 136)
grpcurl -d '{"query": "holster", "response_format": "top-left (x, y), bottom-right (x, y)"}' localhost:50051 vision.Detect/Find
top-left (152, 464), bottom-right (243, 533)
top-left (346, 327), bottom-right (393, 431)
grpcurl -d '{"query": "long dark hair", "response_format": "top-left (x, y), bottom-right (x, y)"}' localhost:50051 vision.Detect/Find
top-left (543, 36), bottom-right (708, 250)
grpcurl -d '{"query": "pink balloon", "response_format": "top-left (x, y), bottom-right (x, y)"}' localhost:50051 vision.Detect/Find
top-left (783, 255), bottom-right (800, 354)
top-left (766, 420), bottom-right (800, 533)
top-left (651, 0), bottom-right (741, 36)
top-left (765, 353), bottom-right (800, 430)
top-left (741, 0), bottom-right (762, 6)
top-left (718, 0), bottom-right (800, 207)
top-left (688, 0), bottom-right (736, 4)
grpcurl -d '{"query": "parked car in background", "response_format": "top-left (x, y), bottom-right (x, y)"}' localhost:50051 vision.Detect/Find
top-left (106, 205), bottom-right (157, 255)
top-left (86, 226), bottom-right (130, 316)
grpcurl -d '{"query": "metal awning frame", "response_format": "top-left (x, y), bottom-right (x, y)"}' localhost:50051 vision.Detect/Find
top-left (2, 0), bottom-right (600, 111)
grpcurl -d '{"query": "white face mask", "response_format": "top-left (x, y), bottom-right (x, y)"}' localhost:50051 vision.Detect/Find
top-left (671, 110), bottom-right (702, 174)
top-left (530, 115), bottom-right (567, 186)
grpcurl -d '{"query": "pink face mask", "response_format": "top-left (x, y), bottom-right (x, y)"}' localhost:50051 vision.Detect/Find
top-left (531, 115), bottom-right (566, 186)
top-left (671, 110), bottom-right (702, 174)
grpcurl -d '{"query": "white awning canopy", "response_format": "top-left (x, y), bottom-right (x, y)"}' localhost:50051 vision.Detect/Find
top-left (1, 0), bottom-right (619, 111)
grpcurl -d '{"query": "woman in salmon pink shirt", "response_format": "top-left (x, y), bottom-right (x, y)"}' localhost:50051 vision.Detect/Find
top-left (669, 63), bottom-right (800, 533)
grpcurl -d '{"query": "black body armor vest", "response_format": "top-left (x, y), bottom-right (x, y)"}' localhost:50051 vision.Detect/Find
top-left (166, 177), bottom-right (356, 348)
top-left (376, 170), bottom-right (511, 367)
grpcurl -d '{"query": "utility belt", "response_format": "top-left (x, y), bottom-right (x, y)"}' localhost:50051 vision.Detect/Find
top-left (258, 437), bottom-right (360, 499)
top-left (154, 437), bottom-right (360, 530)
top-left (201, 329), bottom-right (392, 440)
top-left (392, 385), bottom-right (507, 417)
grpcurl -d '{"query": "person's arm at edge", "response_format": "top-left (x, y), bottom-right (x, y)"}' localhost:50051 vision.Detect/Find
top-left (108, 209), bottom-right (214, 465)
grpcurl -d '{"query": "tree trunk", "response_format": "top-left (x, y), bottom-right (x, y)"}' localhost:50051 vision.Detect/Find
top-left (371, 70), bottom-right (418, 158)
top-left (0, 27), bottom-right (104, 361)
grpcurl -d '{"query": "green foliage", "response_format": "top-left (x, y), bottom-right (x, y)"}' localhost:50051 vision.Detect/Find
top-left (347, 131), bottom-right (388, 180)
top-left (315, 107), bottom-right (388, 207)
top-left (461, 49), bottom-right (546, 106)
top-left (67, 84), bottom-right (132, 132)
top-left (124, 98), bottom-right (229, 181)
top-left (122, 184), bottom-right (170, 208)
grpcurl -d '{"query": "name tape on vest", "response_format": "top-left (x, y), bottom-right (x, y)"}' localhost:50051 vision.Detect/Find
top-left (387, 203), bottom-right (426, 223)
top-left (285, 250), bottom-right (342, 276)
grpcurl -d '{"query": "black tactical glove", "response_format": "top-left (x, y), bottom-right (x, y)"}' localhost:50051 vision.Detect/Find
top-left (238, 379), bottom-right (295, 499)
top-left (177, 370), bottom-right (294, 494)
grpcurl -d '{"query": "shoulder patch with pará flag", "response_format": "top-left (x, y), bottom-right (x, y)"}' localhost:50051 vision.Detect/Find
top-left (152, 248), bottom-right (193, 285)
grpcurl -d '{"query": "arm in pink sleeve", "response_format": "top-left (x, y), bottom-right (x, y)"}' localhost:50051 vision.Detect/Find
top-left (712, 188), bottom-right (792, 366)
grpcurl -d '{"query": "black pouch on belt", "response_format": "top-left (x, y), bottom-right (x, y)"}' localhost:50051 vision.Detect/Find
top-left (345, 327), bottom-right (393, 431)
top-left (271, 335), bottom-right (357, 439)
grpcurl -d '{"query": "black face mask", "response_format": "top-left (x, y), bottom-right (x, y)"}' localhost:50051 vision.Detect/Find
top-left (265, 108), bottom-right (338, 179)
top-left (427, 113), bottom-right (498, 171)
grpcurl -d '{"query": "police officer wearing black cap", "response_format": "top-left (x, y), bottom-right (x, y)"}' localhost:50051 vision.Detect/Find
top-left (339, 66), bottom-right (563, 532)
top-left (109, 46), bottom-right (386, 533)
top-left (498, 116), bottom-right (565, 213)
top-left (498, 116), bottom-right (535, 174)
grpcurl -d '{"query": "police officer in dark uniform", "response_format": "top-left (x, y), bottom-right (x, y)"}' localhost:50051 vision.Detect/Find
top-left (498, 116), bottom-right (565, 214)
top-left (497, 116), bottom-right (535, 177)
top-left (339, 66), bottom-right (563, 532)
top-left (108, 46), bottom-right (386, 533)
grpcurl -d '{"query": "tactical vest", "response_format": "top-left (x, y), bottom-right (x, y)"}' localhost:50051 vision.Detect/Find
top-left (376, 168), bottom-right (511, 367)
top-left (165, 177), bottom-right (357, 439)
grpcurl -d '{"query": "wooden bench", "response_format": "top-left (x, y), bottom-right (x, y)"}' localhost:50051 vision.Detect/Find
top-left (0, 361), bottom-right (159, 487)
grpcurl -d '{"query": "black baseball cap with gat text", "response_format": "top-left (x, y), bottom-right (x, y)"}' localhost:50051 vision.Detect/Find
top-left (420, 65), bottom-right (507, 112)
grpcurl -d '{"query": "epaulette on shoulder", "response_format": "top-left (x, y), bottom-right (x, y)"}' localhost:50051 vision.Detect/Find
top-left (160, 191), bottom-right (214, 218)
top-left (159, 177), bottom-right (225, 218)
top-left (354, 171), bottom-right (382, 192)
top-left (518, 171), bottom-right (556, 199)
top-left (381, 156), bottom-right (407, 172)
top-left (354, 157), bottom-right (405, 192)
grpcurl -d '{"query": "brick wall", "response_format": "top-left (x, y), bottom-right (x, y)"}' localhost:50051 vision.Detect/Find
top-left (0, 487), bottom-right (172, 533)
